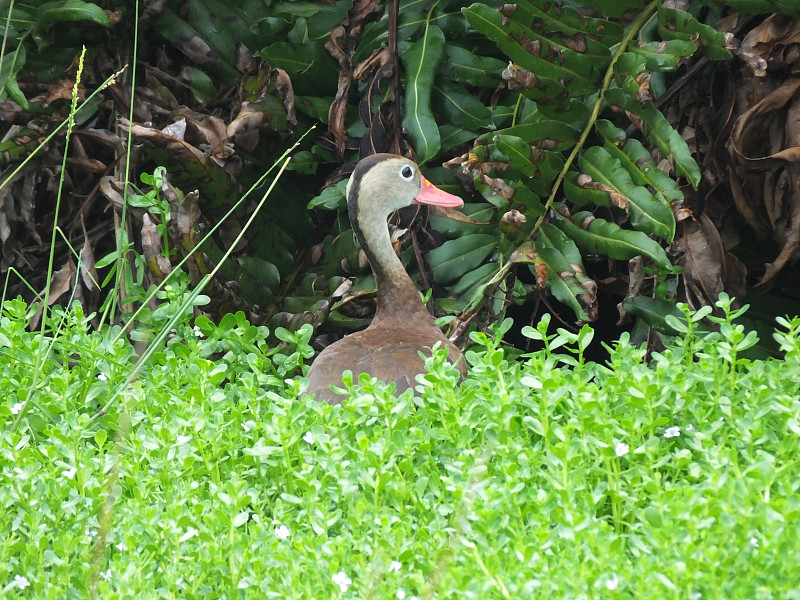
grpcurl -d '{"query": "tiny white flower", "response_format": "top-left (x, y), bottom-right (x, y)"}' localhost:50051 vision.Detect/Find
top-left (388, 560), bottom-right (402, 573)
top-left (397, 590), bottom-right (406, 599)
top-left (332, 571), bottom-right (352, 592)
top-left (303, 431), bottom-right (315, 444)
top-left (97, 373), bottom-right (107, 382)
top-left (750, 537), bottom-right (759, 548)
top-left (177, 434), bottom-right (191, 444)
top-left (242, 422), bottom-right (251, 432)
top-left (179, 527), bottom-right (198, 543)
top-left (664, 426), bottom-right (681, 438)
top-left (14, 575), bottom-right (30, 589)
top-left (116, 542), bottom-right (127, 551)
top-left (100, 569), bottom-right (112, 582)
top-left (10, 402), bottom-right (24, 415)
top-left (606, 574), bottom-right (619, 590)
top-left (275, 524), bottom-right (291, 540)
top-left (614, 442), bottom-right (629, 457)
top-left (62, 466), bottom-right (78, 479)
top-left (193, 325), bottom-right (204, 338)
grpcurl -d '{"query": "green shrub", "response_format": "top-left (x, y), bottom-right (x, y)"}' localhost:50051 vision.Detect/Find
top-left (1, 295), bottom-right (799, 598)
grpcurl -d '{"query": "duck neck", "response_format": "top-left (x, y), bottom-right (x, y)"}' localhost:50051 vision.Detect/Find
top-left (354, 209), bottom-right (430, 325)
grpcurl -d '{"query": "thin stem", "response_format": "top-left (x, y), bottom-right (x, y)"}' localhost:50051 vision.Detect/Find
top-left (0, 0), bottom-right (17, 84)
top-left (530, 0), bottom-right (662, 237)
top-left (107, 10), bottom-right (141, 326)
top-left (109, 125), bottom-right (315, 346)
top-left (89, 153), bottom-right (297, 423)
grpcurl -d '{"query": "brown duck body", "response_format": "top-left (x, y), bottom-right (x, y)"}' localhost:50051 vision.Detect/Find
top-left (305, 316), bottom-right (464, 404)
top-left (305, 154), bottom-right (466, 404)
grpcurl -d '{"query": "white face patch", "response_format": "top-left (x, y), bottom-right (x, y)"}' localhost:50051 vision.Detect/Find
top-left (352, 158), bottom-right (424, 229)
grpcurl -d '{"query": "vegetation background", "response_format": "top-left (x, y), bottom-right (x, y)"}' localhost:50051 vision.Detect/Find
top-left (2, 1), bottom-right (800, 598)
top-left (2, 0), bottom-right (800, 354)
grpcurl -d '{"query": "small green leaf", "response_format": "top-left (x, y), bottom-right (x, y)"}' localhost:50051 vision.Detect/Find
top-left (428, 234), bottom-right (498, 285)
top-left (628, 40), bottom-right (698, 72)
top-left (439, 124), bottom-right (480, 154)
top-left (255, 42), bottom-right (338, 94)
top-left (605, 88), bottom-right (701, 188)
top-left (534, 226), bottom-right (595, 322)
top-left (308, 180), bottom-right (347, 211)
top-left (94, 250), bottom-right (121, 270)
top-left (621, 296), bottom-right (687, 335)
top-left (479, 120), bottom-right (579, 150)
top-left (35, 0), bottom-right (113, 29)
top-left (492, 135), bottom-right (535, 177)
top-left (244, 441), bottom-right (283, 458)
top-left (0, 47), bottom-right (28, 109)
top-left (567, 145), bottom-right (676, 241)
top-left (95, 429), bottom-right (108, 449)
top-left (432, 81), bottom-right (492, 132)
top-left (450, 262), bottom-right (498, 298)
top-left (554, 211), bottom-right (671, 270)
top-left (462, 3), bottom-right (601, 95)
top-left (596, 120), bottom-right (684, 208)
top-left (437, 44), bottom-right (507, 87)
top-left (657, 6), bottom-right (731, 61)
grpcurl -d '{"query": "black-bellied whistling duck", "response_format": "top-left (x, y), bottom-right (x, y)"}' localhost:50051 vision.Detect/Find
top-left (306, 153), bottom-right (466, 404)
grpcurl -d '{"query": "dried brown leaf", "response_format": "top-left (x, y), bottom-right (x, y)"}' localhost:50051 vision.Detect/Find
top-left (66, 157), bottom-right (108, 173)
top-left (29, 79), bottom-right (82, 106)
top-left (326, 25), bottom-right (352, 159)
top-left (481, 175), bottom-right (515, 200)
top-left (79, 218), bottom-right (100, 298)
top-left (738, 15), bottom-right (800, 77)
top-left (274, 68), bottom-right (297, 126)
top-left (28, 260), bottom-right (77, 330)
top-left (757, 96), bottom-right (800, 285)
top-left (729, 77), bottom-right (800, 169)
top-left (347, 0), bottom-right (384, 39)
top-left (122, 118), bottom-right (237, 180)
top-left (141, 213), bottom-right (171, 281)
top-left (500, 208), bottom-right (527, 229)
top-left (331, 278), bottom-right (354, 298)
top-left (0, 100), bottom-right (27, 124)
top-left (674, 214), bottom-right (746, 307)
top-left (227, 102), bottom-right (268, 147)
top-left (235, 43), bottom-right (256, 74)
top-left (576, 175), bottom-right (630, 211)
top-left (502, 62), bottom-right (539, 91)
top-left (99, 176), bottom-right (127, 211)
top-left (47, 260), bottom-right (76, 306)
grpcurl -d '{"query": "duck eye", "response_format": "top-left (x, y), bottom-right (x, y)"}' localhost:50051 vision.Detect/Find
top-left (400, 165), bottom-right (414, 180)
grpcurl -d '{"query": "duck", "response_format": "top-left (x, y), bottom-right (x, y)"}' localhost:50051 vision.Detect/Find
top-left (306, 153), bottom-right (466, 404)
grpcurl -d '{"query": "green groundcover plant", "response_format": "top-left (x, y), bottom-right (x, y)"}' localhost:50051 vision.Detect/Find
top-left (1, 291), bottom-right (799, 599)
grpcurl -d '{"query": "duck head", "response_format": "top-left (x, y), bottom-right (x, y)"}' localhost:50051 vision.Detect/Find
top-left (346, 154), bottom-right (463, 227)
